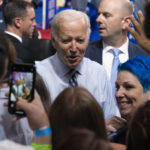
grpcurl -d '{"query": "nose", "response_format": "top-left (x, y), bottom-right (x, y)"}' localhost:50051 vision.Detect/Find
top-left (70, 40), bottom-right (77, 52)
top-left (96, 14), bottom-right (104, 23)
top-left (115, 87), bottom-right (125, 99)
top-left (33, 19), bottom-right (36, 27)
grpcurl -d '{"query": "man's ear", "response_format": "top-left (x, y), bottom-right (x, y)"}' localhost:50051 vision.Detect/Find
top-left (122, 16), bottom-right (131, 30)
top-left (14, 17), bottom-right (22, 28)
top-left (51, 35), bottom-right (57, 49)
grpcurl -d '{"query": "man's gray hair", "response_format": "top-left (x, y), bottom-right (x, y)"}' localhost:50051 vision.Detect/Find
top-left (51, 9), bottom-right (91, 40)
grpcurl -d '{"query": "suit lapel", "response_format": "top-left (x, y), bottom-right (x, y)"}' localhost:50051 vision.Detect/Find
top-left (128, 41), bottom-right (135, 59)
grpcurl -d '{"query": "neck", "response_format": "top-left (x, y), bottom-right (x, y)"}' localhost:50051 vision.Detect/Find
top-left (6, 26), bottom-right (22, 38)
top-left (103, 32), bottom-right (127, 48)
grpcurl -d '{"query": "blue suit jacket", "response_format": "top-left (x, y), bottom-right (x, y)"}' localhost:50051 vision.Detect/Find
top-left (85, 40), bottom-right (149, 64)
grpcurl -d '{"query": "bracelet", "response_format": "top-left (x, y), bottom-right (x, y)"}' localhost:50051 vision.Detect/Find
top-left (35, 127), bottom-right (52, 137)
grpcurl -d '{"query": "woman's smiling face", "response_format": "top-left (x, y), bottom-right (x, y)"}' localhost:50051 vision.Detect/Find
top-left (115, 71), bottom-right (150, 120)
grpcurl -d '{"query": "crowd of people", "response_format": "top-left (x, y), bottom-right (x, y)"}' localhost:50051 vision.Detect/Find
top-left (0, 0), bottom-right (150, 150)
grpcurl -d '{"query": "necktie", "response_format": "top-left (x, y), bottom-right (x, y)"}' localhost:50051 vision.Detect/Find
top-left (110, 49), bottom-right (121, 97)
top-left (69, 70), bottom-right (78, 87)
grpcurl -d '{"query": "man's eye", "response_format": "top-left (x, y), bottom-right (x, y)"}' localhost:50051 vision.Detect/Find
top-left (77, 39), bottom-right (84, 43)
top-left (62, 39), bottom-right (70, 43)
top-left (104, 13), bottom-right (111, 18)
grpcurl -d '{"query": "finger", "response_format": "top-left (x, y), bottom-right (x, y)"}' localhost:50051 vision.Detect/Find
top-left (3, 101), bottom-right (8, 107)
top-left (130, 15), bottom-right (138, 27)
top-left (12, 116), bottom-right (22, 122)
top-left (16, 100), bottom-right (31, 111)
top-left (146, 0), bottom-right (150, 4)
top-left (137, 10), bottom-right (145, 26)
top-left (115, 116), bottom-right (127, 123)
top-left (5, 92), bottom-right (9, 97)
top-left (107, 125), bottom-right (117, 132)
top-left (129, 15), bottom-right (143, 34)
top-left (126, 26), bottom-right (138, 38)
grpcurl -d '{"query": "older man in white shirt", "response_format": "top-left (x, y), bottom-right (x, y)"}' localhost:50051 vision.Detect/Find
top-left (36, 9), bottom-right (120, 120)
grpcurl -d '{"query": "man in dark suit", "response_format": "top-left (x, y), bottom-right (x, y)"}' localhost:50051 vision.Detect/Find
top-left (3, 1), bottom-right (36, 63)
top-left (85, 0), bottom-right (149, 77)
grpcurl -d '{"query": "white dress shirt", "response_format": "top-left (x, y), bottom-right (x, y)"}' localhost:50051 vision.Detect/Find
top-left (102, 39), bottom-right (129, 78)
top-left (36, 53), bottom-right (120, 119)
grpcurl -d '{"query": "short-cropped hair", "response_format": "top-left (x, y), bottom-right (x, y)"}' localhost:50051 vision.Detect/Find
top-left (3, 0), bottom-right (34, 25)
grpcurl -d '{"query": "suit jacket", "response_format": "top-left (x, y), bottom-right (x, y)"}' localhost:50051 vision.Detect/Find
top-left (85, 39), bottom-right (149, 65)
top-left (5, 33), bottom-right (33, 63)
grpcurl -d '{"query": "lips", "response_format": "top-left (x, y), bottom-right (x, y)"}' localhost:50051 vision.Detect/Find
top-left (99, 27), bottom-right (105, 30)
top-left (117, 101), bottom-right (132, 110)
top-left (67, 56), bottom-right (79, 62)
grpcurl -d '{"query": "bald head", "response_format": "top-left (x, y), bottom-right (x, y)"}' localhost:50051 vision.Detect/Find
top-left (100, 0), bottom-right (133, 17)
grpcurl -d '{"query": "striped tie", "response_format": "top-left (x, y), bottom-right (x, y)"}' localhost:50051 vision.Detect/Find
top-left (69, 70), bottom-right (78, 87)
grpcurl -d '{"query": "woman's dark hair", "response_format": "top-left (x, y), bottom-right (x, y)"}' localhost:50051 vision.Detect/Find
top-left (0, 29), bottom-right (13, 81)
top-left (55, 128), bottom-right (113, 150)
top-left (49, 86), bottom-right (107, 148)
top-left (35, 72), bottom-right (51, 115)
top-left (127, 100), bottom-right (150, 150)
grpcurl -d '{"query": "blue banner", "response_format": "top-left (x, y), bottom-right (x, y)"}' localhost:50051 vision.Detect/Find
top-left (42, 0), bottom-right (56, 29)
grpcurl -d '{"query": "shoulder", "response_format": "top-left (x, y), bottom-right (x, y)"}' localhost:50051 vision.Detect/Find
top-left (85, 40), bottom-right (103, 62)
top-left (82, 57), bottom-right (105, 72)
top-left (35, 56), bottom-right (53, 72)
top-left (87, 39), bottom-right (103, 49)
top-left (5, 33), bottom-right (20, 43)
top-left (128, 41), bottom-right (150, 56)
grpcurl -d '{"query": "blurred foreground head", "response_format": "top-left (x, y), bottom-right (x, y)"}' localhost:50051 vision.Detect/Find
top-left (49, 86), bottom-right (107, 148)
top-left (127, 100), bottom-right (150, 150)
top-left (55, 128), bottom-right (113, 150)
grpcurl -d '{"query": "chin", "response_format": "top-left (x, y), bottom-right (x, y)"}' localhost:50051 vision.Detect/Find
top-left (68, 64), bottom-right (78, 69)
top-left (67, 61), bottom-right (80, 68)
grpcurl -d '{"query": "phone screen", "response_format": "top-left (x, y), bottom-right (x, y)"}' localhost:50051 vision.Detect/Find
top-left (10, 71), bottom-right (34, 102)
top-left (9, 64), bottom-right (36, 115)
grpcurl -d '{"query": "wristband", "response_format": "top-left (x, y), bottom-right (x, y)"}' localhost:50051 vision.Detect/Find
top-left (35, 127), bottom-right (52, 137)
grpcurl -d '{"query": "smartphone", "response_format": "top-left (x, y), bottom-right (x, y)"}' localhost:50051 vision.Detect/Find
top-left (8, 63), bottom-right (36, 115)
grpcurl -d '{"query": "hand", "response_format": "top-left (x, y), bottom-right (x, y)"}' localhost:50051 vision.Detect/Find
top-left (4, 90), bottom-right (50, 130)
top-left (4, 90), bottom-right (51, 145)
top-left (146, 0), bottom-right (150, 3)
top-left (105, 116), bottom-right (127, 134)
top-left (126, 11), bottom-right (150, 54)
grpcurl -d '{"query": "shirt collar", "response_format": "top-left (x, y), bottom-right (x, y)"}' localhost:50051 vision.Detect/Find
top-left (53, 53), bottom-right (82, 78)
top-left (103, 38), bottom-right (129, 55)
top-left (5, 31), bottom-right (22, 43)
